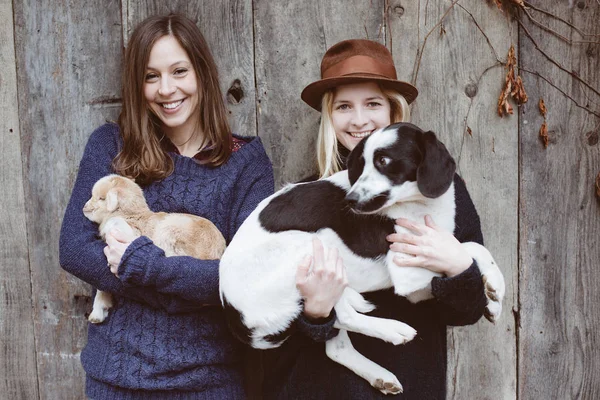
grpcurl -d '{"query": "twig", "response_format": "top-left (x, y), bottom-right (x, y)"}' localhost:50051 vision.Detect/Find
top-left (520, 67), bottom-right (600, 118)
top-left (523, 1), bottom-right (600, 37)
top-left (522, 7), bottom-right (600, 45)
top-left (412, 0), bottom-right (460, 85)
top-left (457, 3), bottom-right (501, 62)
top-left (519, 19), bottom-right (600, 98)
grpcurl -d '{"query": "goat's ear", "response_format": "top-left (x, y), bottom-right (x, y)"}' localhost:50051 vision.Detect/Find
top-left (347, 138), bottom-right (367, 185)
top-left (416, 131), bottom-right (456, 198)
top-left (106, 189), bottom-right (119, 212)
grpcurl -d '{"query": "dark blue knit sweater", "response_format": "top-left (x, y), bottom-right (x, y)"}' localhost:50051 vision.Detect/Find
top-left (263, 175), bottom-right (487, 400)
top-left (59, 123), bottom-right (274, 399)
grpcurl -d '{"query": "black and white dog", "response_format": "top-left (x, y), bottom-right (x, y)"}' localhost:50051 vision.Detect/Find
top-left (219, 122), bottom-right (505, 394)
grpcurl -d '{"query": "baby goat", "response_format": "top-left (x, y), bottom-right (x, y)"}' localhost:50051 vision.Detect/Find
top-left (83, 174), bottom-right (226, 323)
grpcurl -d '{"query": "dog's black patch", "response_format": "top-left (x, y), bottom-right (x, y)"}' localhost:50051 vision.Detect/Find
top-left (264, 323), bottom-right (296, 347)
top-left (259, 181), bottom-right (395, 259)
top-left (223, 296), bottom-right (253, 345)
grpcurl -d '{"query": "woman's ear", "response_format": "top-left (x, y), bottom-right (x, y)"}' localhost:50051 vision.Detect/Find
top-left (416, 131), bottom-right (456, 198)
top-left (347, 139), bottom-right (366, 185)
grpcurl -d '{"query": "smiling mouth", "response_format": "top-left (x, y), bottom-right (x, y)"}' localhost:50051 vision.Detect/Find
top-left (161, 99), bottom-right (184, 109)
top-left (348, 130), bottom-right (374, 139)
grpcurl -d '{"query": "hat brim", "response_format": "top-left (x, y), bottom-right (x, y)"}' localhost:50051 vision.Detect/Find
top-left (301, 74), bottom-right (418, 111)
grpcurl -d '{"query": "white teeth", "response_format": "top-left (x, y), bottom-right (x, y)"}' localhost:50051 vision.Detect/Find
top-left (349, 131), bottom-right (373, 138)
top-left (162, 100), bottom-right (183, 109)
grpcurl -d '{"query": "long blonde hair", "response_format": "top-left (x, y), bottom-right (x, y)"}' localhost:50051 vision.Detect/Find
top-left (316, 84), bottom-right (411, 178)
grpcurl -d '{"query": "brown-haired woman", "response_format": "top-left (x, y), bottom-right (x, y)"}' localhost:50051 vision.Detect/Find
top-left (59, 14), bottom-right (273, 399)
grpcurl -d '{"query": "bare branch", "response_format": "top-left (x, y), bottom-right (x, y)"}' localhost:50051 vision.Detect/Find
top-left (520, 67), bottom-right (600, 118)
top-left (518, 19), bottom-right (600, 98)
top-left (523, 1), bottom-right (600, 37)
top-left (522, 7), bottom-right (600, 45)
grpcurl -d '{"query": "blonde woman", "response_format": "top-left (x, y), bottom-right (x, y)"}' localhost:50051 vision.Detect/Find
top-left (263, 39), bottom-right (487, 400)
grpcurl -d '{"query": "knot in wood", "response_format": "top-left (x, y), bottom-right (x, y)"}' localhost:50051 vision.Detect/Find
top-left (227, 79), bottom-right (244, 104)
top-left (464, 83), bottom-right (478, 98)
top-left (394, 6), bottom-right (405, 16)
top-left (586, 131), bottom-right (598, 146)
top-left (577, 1), bottom-right (585, 9)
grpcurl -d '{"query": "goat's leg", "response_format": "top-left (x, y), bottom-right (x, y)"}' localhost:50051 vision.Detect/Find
top-left (326, 329), bottom-right (402, 395)
top-left (334, 288), bottom-right (416, 345)
top-left (88, 290), bottom-right (113, 323)
top-left (462, 242), bottom-right (506, 323)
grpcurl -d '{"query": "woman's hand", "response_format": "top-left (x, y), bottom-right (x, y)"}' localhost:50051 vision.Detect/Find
top-left (296, 237), bottom-right (348, 320)
top-left (387, 215), bottom-right (473, 277)
top-left (104, 229), bottom-right (135, 277)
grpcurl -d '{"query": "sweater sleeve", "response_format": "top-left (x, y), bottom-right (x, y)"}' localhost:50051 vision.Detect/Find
top-left (59, 126), bottom-right (274, 312)
top-left (115, 146), bottom-right (275, 306)
top-left (430, 174), bottom-right (487, 326)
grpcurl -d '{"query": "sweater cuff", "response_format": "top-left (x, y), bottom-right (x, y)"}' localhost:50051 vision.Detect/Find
top-left (296, 309), bottom-right (338, 342)
top-left (118, 236), bottom-right (164, 287)
top-left (431, 261), bottom-right (484, 302)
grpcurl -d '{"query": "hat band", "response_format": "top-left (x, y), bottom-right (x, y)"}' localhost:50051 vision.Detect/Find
top-left (322, 55), bottom-right (398, 80)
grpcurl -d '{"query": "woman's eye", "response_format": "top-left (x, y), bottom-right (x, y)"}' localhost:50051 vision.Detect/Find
top-left (145, 73), bottom-right (159, 81)
top-left (174, 68), bottom-right (188, 76)
top-left (367, 102), bottom-right (382, 107)
top-left (337, 104), bottom-right (350, 111)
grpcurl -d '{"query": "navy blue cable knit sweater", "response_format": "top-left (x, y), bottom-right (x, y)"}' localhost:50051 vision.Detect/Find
top-left (263, 175), bottom-right (487, 400)
top-left (59, 123), bottom-right (274, 399)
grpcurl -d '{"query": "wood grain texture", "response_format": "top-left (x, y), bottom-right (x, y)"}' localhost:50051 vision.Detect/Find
top-left (126, 0), bottom-right (256, 138)
top-left (390, 2), bottom-right (518, 398)
top-left (0, 0), bottom-right (40, 399)
top-left (254, 0), bottom-right (386, 187)
top-left (519, 1), bottom-right (600, 399)
top-left (12, 0), bottom-right (123, 398)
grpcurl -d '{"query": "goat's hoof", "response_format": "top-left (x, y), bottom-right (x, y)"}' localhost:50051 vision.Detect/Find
top-left (88, 308), bottom-right (108, 324)
top-left (373, 377), bottom-right (403, 395)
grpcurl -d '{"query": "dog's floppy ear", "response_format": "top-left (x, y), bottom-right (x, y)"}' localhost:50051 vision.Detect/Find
top-left (416, 131), bottom-right (456, 198)
top-left (347, 138), bottom-right (366, 185)
top-left (106, 188), bottom-right (119, 212)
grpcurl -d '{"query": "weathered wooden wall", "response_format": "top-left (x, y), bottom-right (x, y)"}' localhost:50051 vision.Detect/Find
top-left (1, 0), bottom-right (598, 399)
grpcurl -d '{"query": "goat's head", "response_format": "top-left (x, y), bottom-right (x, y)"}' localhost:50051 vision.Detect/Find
top-left (83, 174), bottom-right (147, 223)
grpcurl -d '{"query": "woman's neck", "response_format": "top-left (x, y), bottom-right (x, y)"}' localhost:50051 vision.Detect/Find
top-left (164, 125), bottom-right (205, 157)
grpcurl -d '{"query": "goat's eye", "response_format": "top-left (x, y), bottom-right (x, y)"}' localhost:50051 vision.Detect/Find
top-left (99, 197), bottom-right (105, 201)
top-left (376, 155), bottom-right (391, 167)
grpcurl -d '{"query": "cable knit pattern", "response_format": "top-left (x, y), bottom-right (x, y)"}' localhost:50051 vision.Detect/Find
top-left (59, 123), bottom-right (274, 399)
top-left (263, 173), bottom-right (486, 400)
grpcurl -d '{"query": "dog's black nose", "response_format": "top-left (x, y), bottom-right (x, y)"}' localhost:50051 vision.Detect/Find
top-left (345, 192), bottom-right (359, 208)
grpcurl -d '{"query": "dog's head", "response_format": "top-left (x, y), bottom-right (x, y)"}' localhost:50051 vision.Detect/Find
top-left (345, 122), bottom-right (456, 214)
top-left (83, 174), bottom-right (147, 223)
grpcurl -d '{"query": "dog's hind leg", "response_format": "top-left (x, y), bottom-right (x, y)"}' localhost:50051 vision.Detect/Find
top-left (326, 329), bottom-right (402, 395)
top-left (461, 242), bottom-right (506, 323)
top-left (88, 290), bottom-right (113, 323)
top-left (334, 288), bottom-right (417, 345)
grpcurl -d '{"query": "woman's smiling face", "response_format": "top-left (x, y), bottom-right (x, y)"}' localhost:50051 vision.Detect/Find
top-left (143, 35), bottom-right (200, 137)
top-left (331, 82), bottom-right (391, 151)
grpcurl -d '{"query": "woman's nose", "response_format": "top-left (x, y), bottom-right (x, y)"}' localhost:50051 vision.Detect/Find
top-left (350, 108), bottom-right (368, 128)
top-left (158, 76), bottom-right (176, 96)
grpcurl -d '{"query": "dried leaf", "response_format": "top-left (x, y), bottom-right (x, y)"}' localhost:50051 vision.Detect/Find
top-left (512, 75), bottom-right (528, 104)
top-left (596, 172), bottom-right (600, 200)
top-left (539, 121), bottom-right (549, 148)
top-left (539, 98), bottom-right (547, 117)
top-left (467, 126), bottom-right (473, 136)
top-left (493, 0), bottom-right (504, 11)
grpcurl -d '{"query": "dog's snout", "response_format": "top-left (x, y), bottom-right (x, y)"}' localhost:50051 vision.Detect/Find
top-left (345, 191), bottom-right (359, 208)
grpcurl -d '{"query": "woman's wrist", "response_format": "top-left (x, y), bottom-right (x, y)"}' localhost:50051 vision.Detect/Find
top-left (445, 256), bottom-right (473, 277)
top-left (303, 300), bottom-right (333, 320)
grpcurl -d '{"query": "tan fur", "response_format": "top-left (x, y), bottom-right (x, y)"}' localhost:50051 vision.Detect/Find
top-left (83, 174), bottom-right (226, 323)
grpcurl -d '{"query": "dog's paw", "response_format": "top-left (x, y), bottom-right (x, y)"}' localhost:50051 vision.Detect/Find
top-left (373, 374), bottom-right (403, 395)
top-left (483, 274), bottom-right (504, 323)
top-left (377, 319), bottom-right (417, 345)
top-left (88, 307), bottom-right (108, 324)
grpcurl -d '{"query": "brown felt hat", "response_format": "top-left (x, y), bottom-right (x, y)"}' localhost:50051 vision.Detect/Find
top-left (301, 39), bottom-right (418, 111)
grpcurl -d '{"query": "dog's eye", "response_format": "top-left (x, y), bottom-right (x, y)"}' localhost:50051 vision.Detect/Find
top-left (376, 155), bottom-right (391, 167)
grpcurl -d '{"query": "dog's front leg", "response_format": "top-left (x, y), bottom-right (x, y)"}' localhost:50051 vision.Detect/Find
top-left (88, 290), bottom-right (113, 323)
top-left (461, 242), bottom-right (506, 323)
top-left (333, 287), bottom-right (416, 345)
top-left (326, 329), bottom-right (402, 395)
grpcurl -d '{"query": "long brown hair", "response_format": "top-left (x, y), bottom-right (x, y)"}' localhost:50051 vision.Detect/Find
top-left (114, 14), bottom-right (232, 184)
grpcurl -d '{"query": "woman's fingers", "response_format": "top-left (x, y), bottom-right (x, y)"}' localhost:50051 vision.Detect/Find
top-left (295, 255), bottom-right (312, 285)
top-left (312, 237), bottom-right (325, 272)
top-left (389, 242), bottom-right (422, 256)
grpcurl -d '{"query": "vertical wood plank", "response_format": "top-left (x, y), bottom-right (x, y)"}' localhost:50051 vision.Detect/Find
top-left (519, 1), bottom-right (600, 398)
top-left (12, 0), bottom-right (123, 398)
top-left (390, 1), bottom-right (518, 399)
top-left (126, 0), bottom-right (256, 138)
top-left (254, 0), bottom-right (386, 187)
top-left (0, 0), bottom-right (39, 398)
